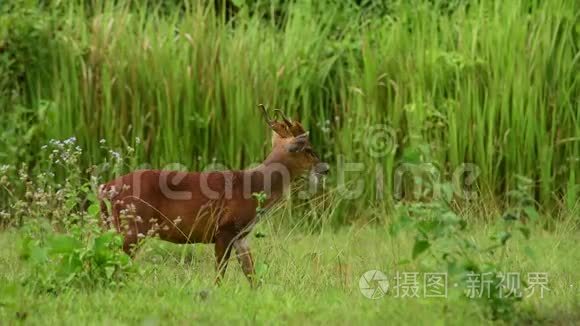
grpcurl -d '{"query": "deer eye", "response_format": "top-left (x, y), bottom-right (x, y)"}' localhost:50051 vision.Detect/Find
top-left (305, 148), bottom-right (318, 159)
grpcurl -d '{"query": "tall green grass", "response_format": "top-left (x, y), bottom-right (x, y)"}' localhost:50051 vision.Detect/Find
top-left (1, 0), bottom-right (578, 217)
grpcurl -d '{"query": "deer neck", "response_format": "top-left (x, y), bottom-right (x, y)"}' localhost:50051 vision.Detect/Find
top-left (244, 151), bottom-right (301, 201)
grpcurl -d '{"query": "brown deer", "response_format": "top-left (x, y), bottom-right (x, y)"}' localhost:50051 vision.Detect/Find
top-left (99, 105), bottom-right (329, 284)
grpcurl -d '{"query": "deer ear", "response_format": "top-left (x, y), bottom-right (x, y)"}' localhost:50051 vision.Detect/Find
top-left (286, 137), bottom-right (307, 152)
top-left (286, 142), bottom-right (302, 152)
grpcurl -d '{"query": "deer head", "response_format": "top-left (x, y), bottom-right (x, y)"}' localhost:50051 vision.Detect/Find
top-left (259, 104), bottom-right (329, 178)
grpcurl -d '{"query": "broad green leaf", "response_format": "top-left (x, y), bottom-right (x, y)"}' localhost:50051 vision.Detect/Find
top-left (518, 227), bottom-right (531, 240)
top-left (86, 192), bottom-right (98, 204)
top-left (523, 206), bottom-right (539, 221)
top-left (95, 232), bottom-right (116, 253)
top-left (412, 239), bottom-right (430, 259)
top-left (48, 235), bottom-right (81, 254)
top-left (255, 262), bottom-right (269, 276)
top-left (88, 203), bottom-right (101, 218)
top-left (417, 219), bottom-right (438, 233)
top-left (396, 259), bottom-right (410, 266)
top-left (105, 266), bottom-right (115, 279)
top-left (30, 246), bottom-right (49, 264)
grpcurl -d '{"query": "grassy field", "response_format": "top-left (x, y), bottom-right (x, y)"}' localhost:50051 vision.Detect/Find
top-left (0, 0), bottom-right (579, 324)
top-left (1, 213), bottom-right (579, 325)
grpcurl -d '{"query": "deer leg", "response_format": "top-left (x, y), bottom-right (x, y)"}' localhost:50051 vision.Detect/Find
top-left (214, 232), bottom-right (234, 285)
top-left (123, 232), bottom-right (138, 257)
top-left (234, 238), bottom-right (255, 286)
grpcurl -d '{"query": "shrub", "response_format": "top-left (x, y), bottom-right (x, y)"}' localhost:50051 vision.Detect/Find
top-left (20, 224), bottom-right (135, 291)
top-left (390, 179), bottom-right (537, 321)
top-left (4, 136), bottom-right (139, 291)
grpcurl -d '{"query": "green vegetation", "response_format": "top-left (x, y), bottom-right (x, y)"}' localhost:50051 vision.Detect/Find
top-left (1, 211), bottom-right (579, 324)
top-left (0, 0), bottom-right (578, 324)
top-left (1, 0), bottom-right (578, 213)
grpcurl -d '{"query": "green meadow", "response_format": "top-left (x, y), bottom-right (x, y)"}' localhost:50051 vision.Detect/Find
top-left (0, 0), bottom-right (578, 324)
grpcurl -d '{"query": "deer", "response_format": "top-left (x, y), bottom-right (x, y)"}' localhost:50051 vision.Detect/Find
top-left (98, 105), bottom-right (329, 285)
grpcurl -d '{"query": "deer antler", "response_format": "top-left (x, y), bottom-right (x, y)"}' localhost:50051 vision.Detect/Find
top-left (273, 109), bottom-right (292, 127)
top-left (258, 104), bottom-right (272, 126)
top-left (273, 109), bottom-right (306, 136)
top-left (258, 104), bottom-right (292, 137)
